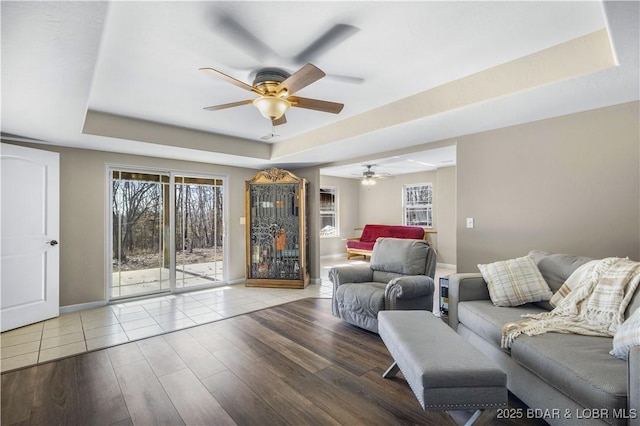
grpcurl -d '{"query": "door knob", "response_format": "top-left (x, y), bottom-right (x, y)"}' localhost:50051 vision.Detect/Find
top-left (47, 240), bottom-right (58, 246)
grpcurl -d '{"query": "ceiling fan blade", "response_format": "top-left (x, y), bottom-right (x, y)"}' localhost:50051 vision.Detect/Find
top-left (293, 24), bottom-right (359, 64)
top-left (199, 67), bottom-right (262, 94)
top-left (289, 96), bottom-right (344, 114)
top-left (216, 13), bottom-right (279, 63)
top-left (272, 114), bottom-right (287, 126)
top-left (275, 63), bottom-right (325, 96)
top-left (325, 74), bottom-right (365, 84)
top-left (203, 100), bottom-right (253, 111)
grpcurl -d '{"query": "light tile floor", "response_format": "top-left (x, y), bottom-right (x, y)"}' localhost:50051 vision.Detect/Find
top-left (0, 282), bottom-right (334, 372)
top-left (0, 256), bottom-right (454, 373)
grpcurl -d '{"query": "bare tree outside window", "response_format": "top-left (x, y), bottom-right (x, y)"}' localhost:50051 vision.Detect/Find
top-left (175, 176), bottom-right (225, 289)
top-left (403, 183), bottom-right (433, 227)
top-left (111, 171), bottom-right (169, 298)
top-left (110, 170), bottom-right (225, 299)
top-left (320, 187), bottom-right (339, 237)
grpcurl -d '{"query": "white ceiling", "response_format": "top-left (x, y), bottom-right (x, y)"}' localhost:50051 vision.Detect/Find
top-left (2, 1), bottom-right (638, 179)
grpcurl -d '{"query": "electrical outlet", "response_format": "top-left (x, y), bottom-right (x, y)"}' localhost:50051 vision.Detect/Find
top-left (466, 217), bottom-right (474, 229)
top-left (240, 217), bottom-right (246, 225)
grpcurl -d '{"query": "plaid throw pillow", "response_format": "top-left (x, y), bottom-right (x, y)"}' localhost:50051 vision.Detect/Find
top-left (478, 255), bottom-right (552, 307)
top-left (610, 307), bottom-right (640, 360)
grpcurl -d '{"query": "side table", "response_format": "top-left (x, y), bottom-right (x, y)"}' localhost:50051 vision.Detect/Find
top-left (439, 276), bottom-right (449, 316)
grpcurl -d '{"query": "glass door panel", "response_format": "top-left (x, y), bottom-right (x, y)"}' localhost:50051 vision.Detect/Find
top-left (248, 183), bottom-right (301, 280)
top-left (175, 176), bottom-right (224, 289)
top-left (111, 171), bottom-right (170, 298)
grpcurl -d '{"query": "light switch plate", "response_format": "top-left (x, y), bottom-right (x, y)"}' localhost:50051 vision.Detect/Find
top-left (466, 217), bottom-right (474, 228)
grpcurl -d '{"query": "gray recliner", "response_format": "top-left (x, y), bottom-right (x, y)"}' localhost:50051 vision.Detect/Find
top-left (329, 237), bottom-right (436, 333)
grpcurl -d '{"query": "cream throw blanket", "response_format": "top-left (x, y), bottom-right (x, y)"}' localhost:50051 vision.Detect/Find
top-left (501, 257), bottom-right (640, 349)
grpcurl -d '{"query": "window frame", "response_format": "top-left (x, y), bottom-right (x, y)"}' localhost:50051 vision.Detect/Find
top-left (319, 186), bottom-right (339, 238)
top-left (402, 182), bottom-right (433, 228)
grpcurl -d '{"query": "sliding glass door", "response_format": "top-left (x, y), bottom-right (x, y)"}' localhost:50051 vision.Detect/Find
top-left (110, 169), bottom-right (226, 300)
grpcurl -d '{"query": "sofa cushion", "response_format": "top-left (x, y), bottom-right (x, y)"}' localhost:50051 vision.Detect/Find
top-left (478, 256), bottom-right (552, 306)
top-left (511, 333), bottom-right (627, 416)
top-left (360, 224), bottom-right (425, 242)
top-left (457, 300), bottom-right (548, 349)
top-left (549, 260), bottom-right (640, 319)
top-left (549, 260), bottom-right (599, 308)
top-left (611, 307), bottom-right (640, 360)
top-left (529, 250), bottom-right (594, 293)
top-left (625, 288), bottom-right (640, 319)
top-left (370, 238), bottom-right (428, 275)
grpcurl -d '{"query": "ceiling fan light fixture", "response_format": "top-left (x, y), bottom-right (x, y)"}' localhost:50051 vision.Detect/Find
top-left (361, 177), bottom-right (376, 186)
top-left (253, 96), bottom-right (290, 120)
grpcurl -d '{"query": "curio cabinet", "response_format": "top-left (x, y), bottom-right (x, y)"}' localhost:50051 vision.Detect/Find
top-left (245, 168), bottom-right (309, 288)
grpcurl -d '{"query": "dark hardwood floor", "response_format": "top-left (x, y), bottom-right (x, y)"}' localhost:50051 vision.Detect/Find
top-left (1, 298), bottom-right (546, 425)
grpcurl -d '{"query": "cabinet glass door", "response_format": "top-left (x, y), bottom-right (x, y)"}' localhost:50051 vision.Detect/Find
top-left (248, 183), bottom-right (301, 280)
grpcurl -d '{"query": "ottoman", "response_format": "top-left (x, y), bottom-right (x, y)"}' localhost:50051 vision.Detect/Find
top-left (378, 310), bottom-right (507, 425)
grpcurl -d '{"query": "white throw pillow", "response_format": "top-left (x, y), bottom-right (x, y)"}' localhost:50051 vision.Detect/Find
top-left (478, 255), bottom-right (553, 307)
top-left (610, 307), bottom-right (640, 360)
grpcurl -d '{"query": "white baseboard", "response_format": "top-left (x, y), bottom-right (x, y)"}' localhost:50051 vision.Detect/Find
top-left (231, 277), bottom-right (324, 285)
top-left (320, 253), bottom-right (347, 259)
top-left (437, 262), bottom-right (456, 270)
top-left (60, 300), bottom-right (107, 314)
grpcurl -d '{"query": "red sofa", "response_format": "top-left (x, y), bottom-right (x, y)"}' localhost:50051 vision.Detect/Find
top-left (346, 224), bottom-right (426, 259)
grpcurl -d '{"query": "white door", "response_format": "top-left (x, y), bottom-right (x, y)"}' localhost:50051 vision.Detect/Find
top-left (1, 143), bottom-right (60, 332)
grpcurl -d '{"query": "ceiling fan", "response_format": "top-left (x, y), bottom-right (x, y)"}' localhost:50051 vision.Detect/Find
top-left (359, 165), bottom-right (391, 186)
top-left (200, 63), bottom-right (344, 126)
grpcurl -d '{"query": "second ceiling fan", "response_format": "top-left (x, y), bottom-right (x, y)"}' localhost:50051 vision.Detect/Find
top-left (360, 165), bottom-right (391, 186)
top-left (200, 63), bottom-right (344, 126)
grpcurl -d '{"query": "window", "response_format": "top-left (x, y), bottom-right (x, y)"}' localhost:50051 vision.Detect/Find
top-left (403, 183), bottom-right (433, 227)
top-left (320, 187), bottom-right (339, 237)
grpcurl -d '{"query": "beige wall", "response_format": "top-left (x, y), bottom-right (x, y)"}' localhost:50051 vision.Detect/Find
top-left (456, 101), bottom-right (640, 272)
top-left (288, 166), bottom-right (321, 282)
top-left (318, 175), bottom-right (361, 257)
top-left (435, 166), bottom-right (456, 266)
top-left (8, 142), bottom-right (258, 307)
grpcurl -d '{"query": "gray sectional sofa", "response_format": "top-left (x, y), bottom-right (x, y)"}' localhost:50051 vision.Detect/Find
top-left (448, 251), bottom-right (640, 426)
